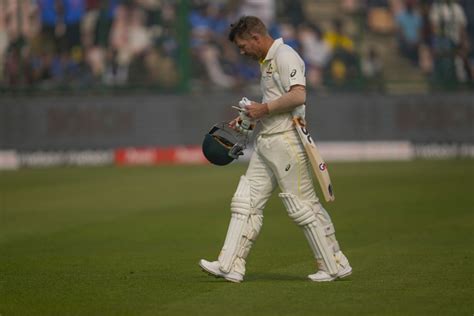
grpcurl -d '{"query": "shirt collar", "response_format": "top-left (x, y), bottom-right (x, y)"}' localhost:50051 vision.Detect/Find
top-left (261, 38), bottom-right (284, 63)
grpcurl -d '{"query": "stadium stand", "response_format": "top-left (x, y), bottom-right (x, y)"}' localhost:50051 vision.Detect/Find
top-left (0, 0), bottom-right (472, 93)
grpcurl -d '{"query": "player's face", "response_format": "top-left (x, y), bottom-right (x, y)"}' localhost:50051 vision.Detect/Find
top-left (234, 35), bottom-right (262, 60)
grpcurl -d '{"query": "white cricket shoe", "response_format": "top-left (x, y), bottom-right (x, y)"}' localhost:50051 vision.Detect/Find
top-left (308, 252), bottom-right (352, 282)
top-left (199, 259), bottom-right (243, 283)
top-left (308, 264), bottom-right (352, 282)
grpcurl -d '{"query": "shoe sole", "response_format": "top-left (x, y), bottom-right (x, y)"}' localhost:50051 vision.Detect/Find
top-left (308, 275), bottom-right (337, 282)
top-left (308, 267), bottom-right (352, 282)
top-left (199, 262), bottom-right (242, 283)
top-left (337, 268), bottom-right (352, 279)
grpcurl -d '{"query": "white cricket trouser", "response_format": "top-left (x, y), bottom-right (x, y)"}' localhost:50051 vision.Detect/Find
top-left (246, 129), bottom-right (319, 209)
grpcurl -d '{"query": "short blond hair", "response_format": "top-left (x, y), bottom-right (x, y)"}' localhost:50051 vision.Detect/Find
top-left (228, 16), bottom-right (268, 42)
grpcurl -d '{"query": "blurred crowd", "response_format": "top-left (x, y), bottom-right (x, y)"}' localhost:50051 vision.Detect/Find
top-left (0, 0), bottom-right (180, 89)
top-left (363, 0), bottom-right (473, 87)
top-left (0, 0), bottom-right (473, 92)
top-left (189, 0), bottom-right (363, 91)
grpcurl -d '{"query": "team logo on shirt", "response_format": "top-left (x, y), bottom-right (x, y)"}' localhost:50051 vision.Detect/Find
top-left (266, 64), bottom-right (274, 74)
top-left (290, 69), bottom-right (297, 77)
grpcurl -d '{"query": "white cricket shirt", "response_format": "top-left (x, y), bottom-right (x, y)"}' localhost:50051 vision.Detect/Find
top-left (259, 38), bottom-right (306, 135)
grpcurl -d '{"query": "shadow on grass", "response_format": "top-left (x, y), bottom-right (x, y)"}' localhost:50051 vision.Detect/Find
top-left (196, 272), bottom-right (307, 283)
top-left (245, 272), bottom-right (307, 282)
top-left (247, 273), bottom-right (354, 283)
top-left (196, 267), bottom-right (354, 283)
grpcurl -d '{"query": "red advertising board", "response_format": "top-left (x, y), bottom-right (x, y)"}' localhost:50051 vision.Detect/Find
top-left (114, 146), bottom-right (208, 166)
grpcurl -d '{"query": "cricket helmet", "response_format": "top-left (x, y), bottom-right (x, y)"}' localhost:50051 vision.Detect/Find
top-left (202, 123), bottom-right (245, 166)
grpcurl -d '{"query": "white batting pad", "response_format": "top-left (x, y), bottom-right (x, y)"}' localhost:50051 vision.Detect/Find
top-left (218, 176), bottom-right (263, 274)
top-left (317, 207), bottom-right (341, 254)
top-left (279, 193), bottom-right (338, 275)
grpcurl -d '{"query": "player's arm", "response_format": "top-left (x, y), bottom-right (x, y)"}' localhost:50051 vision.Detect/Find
top-left (245, 85), bottom-right (306, 119)
top-left (266, 84), bottom-right (306, 114)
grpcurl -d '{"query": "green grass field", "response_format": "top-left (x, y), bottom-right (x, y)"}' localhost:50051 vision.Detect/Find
top-left (1, 160), bottom-right (473, 315)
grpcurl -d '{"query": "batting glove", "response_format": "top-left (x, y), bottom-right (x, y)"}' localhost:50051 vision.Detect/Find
top-left (236, 97), bottom-right (254, 136)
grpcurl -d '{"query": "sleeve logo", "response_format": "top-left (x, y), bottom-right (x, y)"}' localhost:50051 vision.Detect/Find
top-left (290, 69), bottom-right (297, 77)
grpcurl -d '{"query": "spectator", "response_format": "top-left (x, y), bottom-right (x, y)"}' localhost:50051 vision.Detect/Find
top-left (366, 0), bottom-right (396, 34)
top-left (297, 23), bottom-right (331, 90)
top-left (418, 0), bottom-right (435, 73)
top-left (94, 0), bottom-right (118, 47)
top-left (102, 48), bottom-right (127, 85)
top-left (4, 45), bottom-right (22, 86)
top-left (189, 1), bottom-right (236, 89)
top-left (361, 46), bottom-right (385, 91)
top-left (107, 4), bottom-right (131, 83)
top-left (279, 23), bottom-right (299, 50)
top-left (30, 50), bottom-right (55, 86)
top-left (1, 0), bottom-right (40, 82)
top-left (341, 0), bottom-right (363, 13)
top-left (323, 19), bottom-right (360, 90)
top-left (126, 7), bottom-right (154, 84)
top-left (324, 18), bottom-right (355, 53)
top-left (0, 2), bottom-right (9, 83)
top-left (324, 49), bottom-right (361, 90)
top-left (458, 0), bottom-right (474, 82)
top-left (237, 0), bottom-right (276, 28)
top-left (431, 20), bottom-right (457, 86)
top-left (37, 0), bottom-right (71, 52)
top-left (395, 0), bottom-right (423, 64)
top-left (50, 48), bottom-right (82, 84)
top-left (81, 0), bottom-right (118, 81)
top-left (85, 44), bottom-right (106, 79)
top-left (430, 0), bottom-right (467, 47)
top-left (430, 0), bottom-right (469, 83)
top-left (279, 0), bottom-right (305, 28)
top-left (127, 7), bottom-right (152, 57)
top-left (144, 47), bottom-right (178, 87)
top-left (63, 0), bottom-right (86, 50)
top-left (38, 0), bottom-right (59, 42)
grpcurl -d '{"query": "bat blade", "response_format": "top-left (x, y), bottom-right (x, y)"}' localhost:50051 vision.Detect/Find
top-left (293, 117), bottom-right (335, 202)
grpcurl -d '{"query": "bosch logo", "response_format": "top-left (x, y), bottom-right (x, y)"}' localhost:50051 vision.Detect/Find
top-left (319, 163), bottom-right (327, 171)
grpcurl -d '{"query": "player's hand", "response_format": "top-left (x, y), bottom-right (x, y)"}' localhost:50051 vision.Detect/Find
top-left (245, 101), bottom-right (269, 120)
top-left (228, 116), bottom-right (240, 130)
top-left (229, 116), bottom-right (254, 136)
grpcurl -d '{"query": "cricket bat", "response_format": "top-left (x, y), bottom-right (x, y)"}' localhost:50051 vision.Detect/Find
top-left (293, 117), bottom-right (335, 202)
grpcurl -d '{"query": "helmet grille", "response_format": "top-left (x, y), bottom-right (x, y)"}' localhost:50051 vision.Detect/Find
top-left (213, 135), bottom-right (234, 149)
